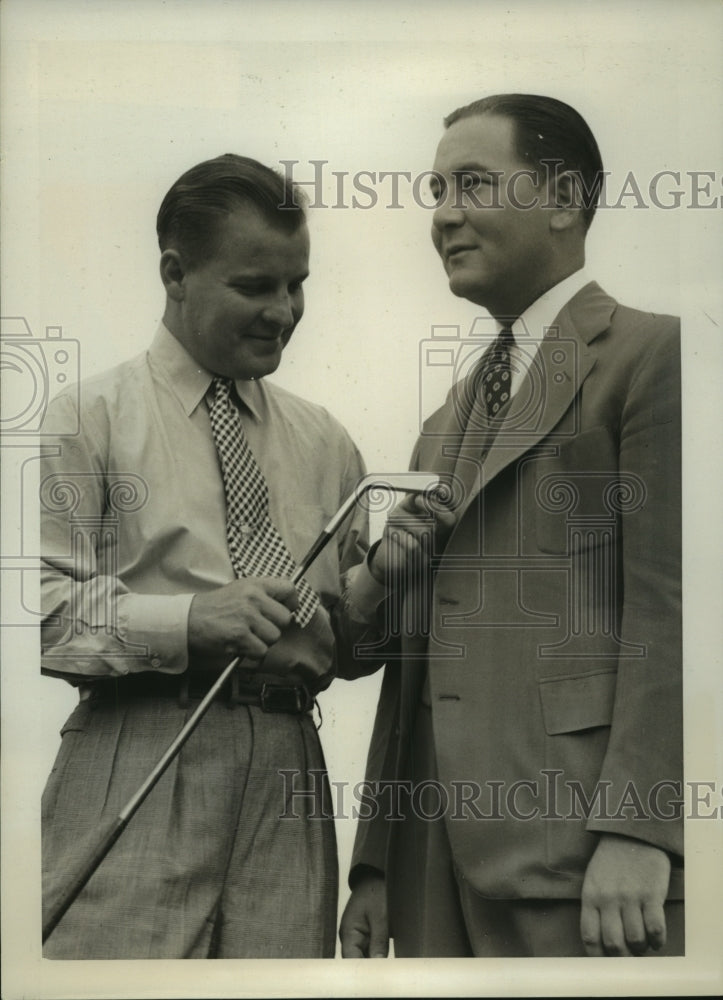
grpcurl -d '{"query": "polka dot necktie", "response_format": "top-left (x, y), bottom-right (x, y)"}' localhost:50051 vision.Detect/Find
top-left (482, 326), bottom-right (515, 418)
top-left (208, 376), bottom-right (320, 627)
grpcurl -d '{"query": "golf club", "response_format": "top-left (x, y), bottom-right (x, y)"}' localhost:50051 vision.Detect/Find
top-left (42, 471), bottom-right (442, 943)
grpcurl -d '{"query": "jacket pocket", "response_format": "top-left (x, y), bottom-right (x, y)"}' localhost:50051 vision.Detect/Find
top-left (539, 668), bottom-right (617, 734)
top-left (59, 700), bottom-right (92, 736)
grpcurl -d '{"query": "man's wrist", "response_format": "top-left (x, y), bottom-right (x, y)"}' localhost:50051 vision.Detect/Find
top-left (343, 543), bottom-right (390, 623)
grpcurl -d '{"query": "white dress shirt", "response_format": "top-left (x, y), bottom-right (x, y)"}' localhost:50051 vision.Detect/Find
top-left (40, 324), bottom-right (371, 681)
top-left (506, 268), bottom-right (590, 398)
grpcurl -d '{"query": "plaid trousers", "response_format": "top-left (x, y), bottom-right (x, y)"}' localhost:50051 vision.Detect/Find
top-left (42, 693), bottom-right (337, 958)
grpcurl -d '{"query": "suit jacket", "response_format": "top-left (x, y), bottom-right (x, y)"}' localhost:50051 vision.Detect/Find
top-left (352, 282), bottom-right (683, 900)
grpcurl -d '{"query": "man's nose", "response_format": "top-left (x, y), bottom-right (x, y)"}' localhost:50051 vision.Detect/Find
top-left (261, 292), bottom-right (295, 329)
top-left (432, 191), bottom-right (465, 231)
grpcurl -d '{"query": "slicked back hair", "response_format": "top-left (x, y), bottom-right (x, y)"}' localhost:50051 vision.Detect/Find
top-left (445, 94), bottom-right (604, 230)
top-left (156, 153), bottom-right (306, 268)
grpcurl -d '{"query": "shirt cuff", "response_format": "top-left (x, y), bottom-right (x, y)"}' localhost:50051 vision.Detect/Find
top-left (343, 543), bottom-right (389, 623)
top-left (118, 593), bottom-right (194, 674)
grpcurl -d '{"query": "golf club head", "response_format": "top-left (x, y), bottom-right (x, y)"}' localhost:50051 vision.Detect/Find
top-left (354, 472), bottom-right (446, 515)
top-left (294, 473), bottom-right (445, 581)
top-left (356, 471), bottom-right (442, 500)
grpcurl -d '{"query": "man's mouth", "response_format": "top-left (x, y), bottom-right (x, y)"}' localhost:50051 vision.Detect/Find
top-left (246, 331), bottom-right (284, 342)
top-left (445, 244), bottom-right (476, 261)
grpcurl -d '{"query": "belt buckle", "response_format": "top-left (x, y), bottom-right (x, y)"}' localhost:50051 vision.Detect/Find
top-left (260, 682), bottom-right (312, 714)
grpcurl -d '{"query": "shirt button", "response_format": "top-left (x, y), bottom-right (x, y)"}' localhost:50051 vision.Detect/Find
top-left (151, 656), bottom-right (161, 668)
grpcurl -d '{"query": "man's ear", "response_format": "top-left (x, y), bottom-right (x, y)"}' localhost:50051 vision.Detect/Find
top-left (160, 249), bottom-right (186, 301)
top-left (549, 170), bottom-right (584, 232)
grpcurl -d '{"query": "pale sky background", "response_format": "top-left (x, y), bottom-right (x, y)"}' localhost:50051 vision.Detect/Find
top-left (1, 1), bottom-right (722, 997)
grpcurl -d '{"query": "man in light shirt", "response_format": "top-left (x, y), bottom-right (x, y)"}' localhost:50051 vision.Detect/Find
top-left (340, 94), bottom-right (683, 958)
top-left (40, 153), bottom-right (381, 958)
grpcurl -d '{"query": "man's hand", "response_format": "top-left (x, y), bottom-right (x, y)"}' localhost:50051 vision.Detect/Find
top-left (369, 493), bottom-right (456, 584)
top-left (339, 870), bottom-right (389, 958)
top-left (188, 577), bottom-right (298, 667)
top-left (580, 833), bottom-right (672, 956)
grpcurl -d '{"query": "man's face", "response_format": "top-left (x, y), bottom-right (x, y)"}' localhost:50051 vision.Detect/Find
top-left (430, 114), bottom-right (556, 318)
top-left (176, 205), bottom-right (309, 380)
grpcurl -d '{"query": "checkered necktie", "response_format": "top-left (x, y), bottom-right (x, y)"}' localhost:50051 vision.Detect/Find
top-left (208, 376), bottom-right (320, 627)
top-left (481, 326), bottom-right (515, 417)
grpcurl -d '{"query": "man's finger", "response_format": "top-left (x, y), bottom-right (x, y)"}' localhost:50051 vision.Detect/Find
top-left (621, 902), bottom-right (648, 955)
top-left (641, 900), bottom-right (667, 951)
top-left (340, 926), bottom-right (367, 958)
top-left (580, 903), bottom-right (603, 957)
top-left (386, 520), bottom-right (435, 553)
top-left (369, 932), bottom-right (389, 958)
top-left (599, 905), bottom-right (630, 957)
top-left (414, 490), bottom-right (456, 520)
top-left (397, 493), bottom-right (421, 513)
top-left (255, 591), bottom-right (298, 625)
top-left (260, 577), bottom-right (300, 607)
top-left (386, 512), bottom-right (432, 538)
top-left (245, 615), bottom-right (282, 648)
top-left (225, 633), bottom-right (268, 661)
top-left (384, 528), bottom-right (426, 563)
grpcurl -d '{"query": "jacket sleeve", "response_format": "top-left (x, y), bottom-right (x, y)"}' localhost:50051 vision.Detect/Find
top-left (348, 661), bottom-right (403, 879)
top-left (586, 324), bottom-right (683, 858)
top-left (345, 441), bottom-right (432, 880)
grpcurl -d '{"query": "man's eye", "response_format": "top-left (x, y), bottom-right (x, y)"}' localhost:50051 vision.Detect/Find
top-left (456, 171), bottom-right (492, 190)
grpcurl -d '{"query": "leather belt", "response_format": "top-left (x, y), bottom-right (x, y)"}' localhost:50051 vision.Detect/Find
top-left (86, 671), bottom-right (314, 715)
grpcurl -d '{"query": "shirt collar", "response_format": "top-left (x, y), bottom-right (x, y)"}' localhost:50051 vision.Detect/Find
top-left (149, 323), bottom-right (263, 421)
top-left (233, 378), bottom-right (264, 422)
top-left (506, 268), bottom-right (591, 344)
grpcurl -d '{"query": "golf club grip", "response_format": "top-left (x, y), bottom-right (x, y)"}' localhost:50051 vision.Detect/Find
top-left (42, 814), bottom-right (128, 944)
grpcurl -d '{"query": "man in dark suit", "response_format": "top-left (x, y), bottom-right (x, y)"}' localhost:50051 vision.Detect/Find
top-left (340, 94), bottom-right (683, 958)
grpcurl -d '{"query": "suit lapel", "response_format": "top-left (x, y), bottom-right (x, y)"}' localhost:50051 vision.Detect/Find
top-left (414, 355), bottom-right (497, 499)
top-left (455, 282), bottom-right (617, 516)
top-left (450, 378), bottom-right (501, 507)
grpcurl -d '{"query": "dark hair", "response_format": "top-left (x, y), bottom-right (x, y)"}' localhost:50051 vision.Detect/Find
top-left (156, 153), bottom-right (306, 267)
top-left (445, 94), bottom-right (603, 230)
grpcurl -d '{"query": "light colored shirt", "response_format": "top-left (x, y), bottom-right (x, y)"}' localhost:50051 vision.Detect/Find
top-left (40, 324), bottom-right (378, 683)
top-left (505, 268), bottom-right (590, 397)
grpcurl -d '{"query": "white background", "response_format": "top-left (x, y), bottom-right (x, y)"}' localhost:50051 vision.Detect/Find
top-left (2, 0), bottom-right (722, 997)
